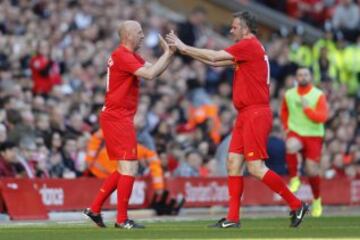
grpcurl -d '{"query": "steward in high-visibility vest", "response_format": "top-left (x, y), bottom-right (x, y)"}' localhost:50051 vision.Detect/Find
top-left (289, 43), bottom-right (313, 68)
top-left (186, 88), bottom-right (222, 144)
top-left (312, 46), bottom-right (339, 84)
top-left (313, 35), bottom-right (336, 63)
top-left (280, 67), bottom-right (329, 218)
top-left (343, 43), bottom-right (360, 94)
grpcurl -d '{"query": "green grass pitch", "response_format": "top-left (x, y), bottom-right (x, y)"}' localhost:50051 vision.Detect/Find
top-left (1, 216), bottom-right (359, 240)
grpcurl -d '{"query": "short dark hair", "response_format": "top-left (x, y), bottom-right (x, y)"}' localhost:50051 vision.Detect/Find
top-left (233, 11), bottom-right (257, 34)
top-left (0, 141), bottom-right (16, 152)
top-left (296, 66), bottom-right (312, 73)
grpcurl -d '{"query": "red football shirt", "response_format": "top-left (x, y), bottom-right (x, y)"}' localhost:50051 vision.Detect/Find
top-left (103, 45), bottom-right (145, 117)
top-left (30, 54), bottom-right (54, 94)
top-left (224, 36), bottom-right (270, 111)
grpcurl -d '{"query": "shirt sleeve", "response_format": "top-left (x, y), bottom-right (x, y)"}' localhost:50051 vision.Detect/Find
top-left (117, 52), bottom-right (145, 74)
top-left (303, 94), bottom-right (329, 123)
top-left (280, 98), bottom-right (289, 130)
top-left (224, 39), bottom-right (254, 61)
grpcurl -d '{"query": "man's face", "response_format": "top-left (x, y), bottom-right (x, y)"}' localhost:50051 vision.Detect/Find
top-left (0, 124), bottom-right (7, 143)
top-left (131, 24), bottom-right (145, 51)
top-left (296, 68), bottom-right (312, 86)
top-left (2, 148), bottom-right (16, 162)
top-left (65, 139), bottom-right (77, 154)
top-left (230, 17), bottom-right (246, 42)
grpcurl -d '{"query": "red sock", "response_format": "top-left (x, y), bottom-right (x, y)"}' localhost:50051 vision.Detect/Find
top-left (117, 174), bottom-right (135, 223)
top-left (90, 171), bottom-right (120, 213)
top-left (308, 176), bottom-right (320, 199)
top-left (226, 176), bottom-right (244, 222)
top-left (262, 170), bottom-right (301, 210)
top-left (286, 153), bottom-right (298, 178)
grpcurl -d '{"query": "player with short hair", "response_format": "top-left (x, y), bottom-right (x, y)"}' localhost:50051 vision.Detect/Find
top-left (281, 67), bottom-right (329, 217)
top-left (84, 20), bottom-right (174, 229)
top-left (166, 11), bottom-right (308, 228)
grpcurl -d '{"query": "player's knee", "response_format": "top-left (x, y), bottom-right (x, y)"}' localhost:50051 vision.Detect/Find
top-left (305, 161), bottom-right (320, 176)
top-left (227, 162), bottom-right (241, 176)
top-left (286, 138), bottom-right (302, 154)
top-left (227, 156), bottom-right (242, 176)
top-left (247, 163), bottom-right (267, 179)
top-left (228, 167), bottom-right (241, 176)
top-left (118, 161), bottom-right (138, 176)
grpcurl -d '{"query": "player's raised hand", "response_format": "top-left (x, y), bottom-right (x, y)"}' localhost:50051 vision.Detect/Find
top-left (168, 30), bottom-right (177, 54)
top-left (166, 30), bottom-right (186, 52)
top-left (158, 34), bottom-right (170, 54)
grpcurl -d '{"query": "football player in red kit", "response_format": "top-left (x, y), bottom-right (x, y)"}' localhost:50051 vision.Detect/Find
top-left (84, 20), bottom-right (174, 229)
top-left (166, 11), bottom-right (308, 228)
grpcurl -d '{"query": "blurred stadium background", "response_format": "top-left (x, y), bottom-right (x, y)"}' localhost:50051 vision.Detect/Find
top-left (0, 0), bottom-right (359, 236)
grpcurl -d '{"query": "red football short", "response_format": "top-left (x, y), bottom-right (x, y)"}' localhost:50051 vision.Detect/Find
top-left (100, 111), bottom-right (137, 161)
top-left (287, 131), bottom-right (323, 162)
top-left (229, 105), bottom-right (272, 161)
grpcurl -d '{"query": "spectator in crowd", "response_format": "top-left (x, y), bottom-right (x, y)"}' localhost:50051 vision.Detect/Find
top-left (47, 131), bottom-right (66, 178)
top-left (0, 141), bottom-right (25, 178)
top-left (332, 0), bottom-right (360, 41)
top-left (174, 149), bottom-right (203, 177)
top-left (0, 123), bottom-right (7, 144)
top-left (29, 41), bottom-right (61, 95)
top-left (177, 6), bottom-right (207, 63)
top-left (61, 136), bottom-right (81, 178)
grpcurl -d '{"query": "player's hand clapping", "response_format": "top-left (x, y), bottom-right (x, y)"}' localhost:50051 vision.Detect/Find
top-left (158, 34), bottom-right (173, 54)
top-left (166, 30), bottom-right (187, 52)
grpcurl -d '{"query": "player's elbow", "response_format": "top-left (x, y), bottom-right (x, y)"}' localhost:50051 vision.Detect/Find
top-left (141, 72), bottom-right (156, 81)
top-left (135, 67), bottom-right (156, 81)
top-left (319, 115), bottom-right (328, 123)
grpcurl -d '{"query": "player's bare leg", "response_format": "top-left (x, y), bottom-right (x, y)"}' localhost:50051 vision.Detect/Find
top-left (286, 137), bottom-right (303, 192)
top-left (305, 159), bottom-right (322, 217)
top-left (247, 160), bottom-right (308, 227)
top-left (209, 153), bottom-right (244, 228)
top-left (115, 160), bottom-right (145, 229)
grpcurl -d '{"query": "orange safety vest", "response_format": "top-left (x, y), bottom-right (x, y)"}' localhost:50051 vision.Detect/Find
top-left (85, 130), bottom-right (165, 190)
top-left (187, 104), bottom-right (221, 144)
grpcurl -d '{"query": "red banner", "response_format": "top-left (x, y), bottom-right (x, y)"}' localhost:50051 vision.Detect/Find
top-left (0, 176), bottom-right (359, 220)
top-left (165, 177), bottom-right (356, 207)
top-left (0, 179), bottom-right (48, 220)
top-left (31, 178), bottom-right (149, 211)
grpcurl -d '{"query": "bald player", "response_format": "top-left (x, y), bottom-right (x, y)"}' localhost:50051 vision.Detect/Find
top-left (84, 21), bottom-right (174, 229)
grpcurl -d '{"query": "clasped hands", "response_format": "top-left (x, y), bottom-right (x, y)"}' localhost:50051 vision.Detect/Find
top-left (158, 30), bottom-right (186, 54)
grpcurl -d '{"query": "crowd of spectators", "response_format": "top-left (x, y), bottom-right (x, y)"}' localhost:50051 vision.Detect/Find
top-left (256, 0), bottom-right (360, 42)
top-left (0, 0), bottom-right (359, 181)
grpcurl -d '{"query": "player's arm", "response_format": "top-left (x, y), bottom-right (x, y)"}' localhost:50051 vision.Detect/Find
top-left (181, 46), bottom-right (233, 62)
top-left (302, 94), bottom-right (329, 123)
top-left (166, 31), bottom-right (233, 63)
top-left (191, 55), bottom-right (234, 67)
top-left (134, 36), bottom-right (173, 81)
top-left (280, 98), bottom-right (289, 131)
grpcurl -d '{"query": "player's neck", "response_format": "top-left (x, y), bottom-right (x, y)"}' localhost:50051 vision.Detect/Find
top-left (297, 84), bottom-right (313, 95)
top-left (242, 33), bottom-right (254, 40)
top-left (121, 42), bottom-right (135, 52)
